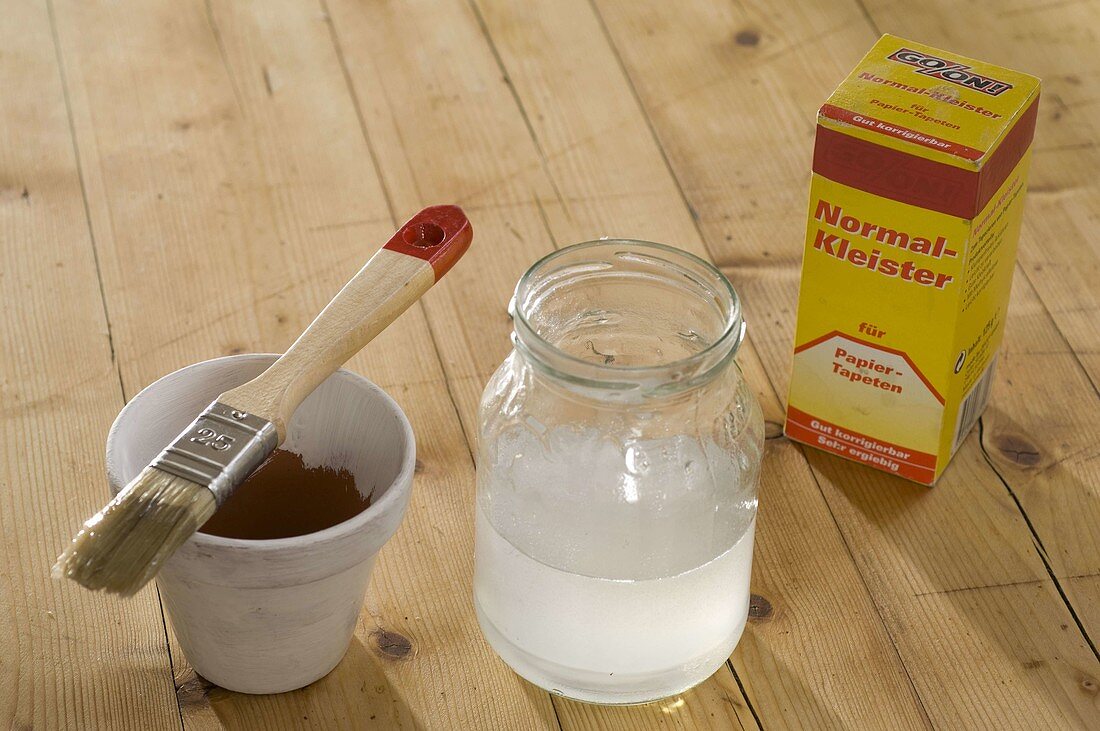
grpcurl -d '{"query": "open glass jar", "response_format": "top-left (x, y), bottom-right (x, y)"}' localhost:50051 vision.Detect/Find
top-left (474, 240), bottom-right (763, 705)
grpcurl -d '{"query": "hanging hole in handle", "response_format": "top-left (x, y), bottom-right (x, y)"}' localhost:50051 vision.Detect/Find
top-left (403, 222), bottom-right (446, 248)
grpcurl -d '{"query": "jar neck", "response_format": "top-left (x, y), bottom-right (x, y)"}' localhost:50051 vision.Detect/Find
top-left (511, 240), bottom-right (745, 400)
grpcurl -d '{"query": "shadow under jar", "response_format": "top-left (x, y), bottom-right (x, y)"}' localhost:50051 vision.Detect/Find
top-left (474, 240), bottom-right (764, 705)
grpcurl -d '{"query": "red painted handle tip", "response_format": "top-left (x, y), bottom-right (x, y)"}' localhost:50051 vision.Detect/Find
top-left (384, 205), bottom-right (472, 280)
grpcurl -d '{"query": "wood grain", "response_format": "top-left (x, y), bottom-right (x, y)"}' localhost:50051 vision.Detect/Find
top-left (6, 0), bottom-right (1100, 727)
top-left (859, 0), bottom-right (1100, 621)
top-left (46, 0), bottom-right (555, 727)
top-left (322, 0), bottom-right (764, 725)
top-left (0, 0), bottom-right (181, 728)
top-left (589, 0), bottom-right (1100, 727)
top-left (461, 1), bottom-right (934, 727)
top-left (222, 248), bottom-right (435, 438)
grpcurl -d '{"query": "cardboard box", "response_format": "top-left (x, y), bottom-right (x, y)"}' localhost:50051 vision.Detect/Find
top-left (784, 35), bottom-right (1040, 484)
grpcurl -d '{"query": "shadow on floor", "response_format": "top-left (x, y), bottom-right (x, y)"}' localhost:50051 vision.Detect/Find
top-left (193, 636), bottom-right (423, 730)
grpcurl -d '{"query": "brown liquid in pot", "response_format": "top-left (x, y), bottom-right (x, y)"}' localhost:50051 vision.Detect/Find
top-left (199, 449), bottom-right (370, 540)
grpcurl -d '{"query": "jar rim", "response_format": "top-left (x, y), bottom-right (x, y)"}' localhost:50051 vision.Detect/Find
top-left (512, 239), bottom-right (745, 391)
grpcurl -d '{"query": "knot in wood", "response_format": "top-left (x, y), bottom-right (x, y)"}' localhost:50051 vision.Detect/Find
top-left (748, 593), bottom-right (773, 622)
top-left (993, 433), bottom-right (1042, 467)
top-left (176, 671), bottom-right (214, 708)
top-left (371, 629), bottom-right (413, 659)
top-left (734, 29), bottom-right (760, 47)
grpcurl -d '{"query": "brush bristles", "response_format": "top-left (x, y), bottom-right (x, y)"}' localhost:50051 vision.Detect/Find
top-left (54, 467), bottom-right (216, 597)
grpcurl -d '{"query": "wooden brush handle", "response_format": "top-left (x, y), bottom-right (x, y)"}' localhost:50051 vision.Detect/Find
top-left (218, 205), bottom-right (471, 439)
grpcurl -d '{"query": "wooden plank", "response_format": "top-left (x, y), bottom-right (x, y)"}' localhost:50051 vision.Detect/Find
top-left (1068, 576), bottom-right (1100, 657)
top-left (0, 1), bottom-right (181, 728)
top-left (980, 274), bottom-right (1100, 580)
top-left (590, 0), bottom-right (1100, 727)
top-left (462, 1), bottom-right (937, 727)
top-left (47, 0), bottom-right (557, 727)
top-left (323, 0), bottom-right (563, 386)
top-left (859, 0), bottom-right (1100, 603)
top-left (322, 0), bottom-right (767, 727)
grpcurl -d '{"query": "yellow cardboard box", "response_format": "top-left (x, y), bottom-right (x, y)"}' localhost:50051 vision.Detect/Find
top-left (785, 35), bottom-right (1040, 484)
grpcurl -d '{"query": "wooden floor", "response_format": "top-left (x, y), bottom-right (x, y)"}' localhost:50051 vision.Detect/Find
top-left (3, 0), bottom-right (1098, 728)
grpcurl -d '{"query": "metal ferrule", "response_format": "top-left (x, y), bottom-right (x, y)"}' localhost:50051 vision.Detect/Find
top-left (151, 401), bottom-right (278, 506)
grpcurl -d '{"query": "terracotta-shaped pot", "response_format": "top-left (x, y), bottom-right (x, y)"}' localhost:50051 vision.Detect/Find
top-left (106, 354), bottom-right (415, 694)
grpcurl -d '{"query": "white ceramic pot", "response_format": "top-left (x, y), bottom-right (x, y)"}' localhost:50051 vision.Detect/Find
top-left (106, 354), bottom-right (415, 694)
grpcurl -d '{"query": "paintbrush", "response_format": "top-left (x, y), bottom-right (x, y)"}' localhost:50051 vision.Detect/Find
top-left (54, 205), bottom-right (471, 596)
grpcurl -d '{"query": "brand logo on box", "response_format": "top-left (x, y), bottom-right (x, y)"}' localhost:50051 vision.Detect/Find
top-left (888, 48), bottom-right (1013, 96)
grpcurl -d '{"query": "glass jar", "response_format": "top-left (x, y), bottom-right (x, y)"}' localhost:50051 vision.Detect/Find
top-left (474, 240), bottom-right (764, 705)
